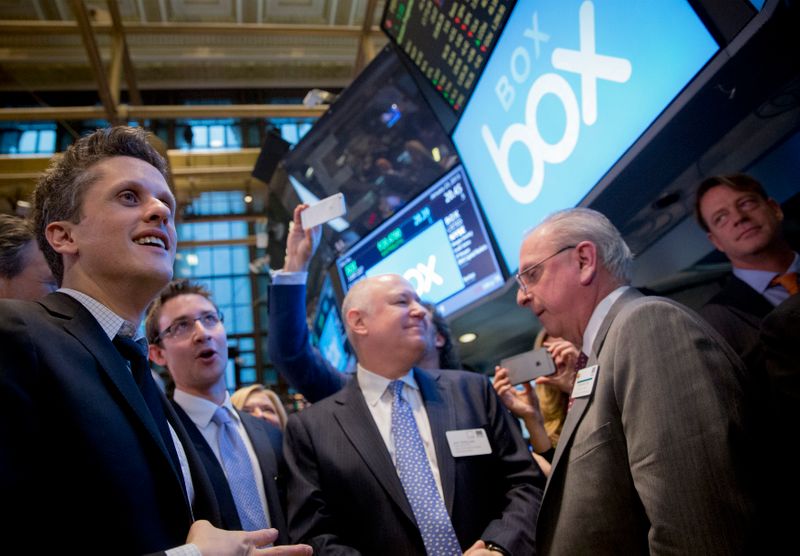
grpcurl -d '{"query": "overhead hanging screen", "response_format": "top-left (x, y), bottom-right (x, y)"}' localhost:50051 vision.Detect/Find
top-left (382, 0), bottom-right (515, 114)
top-left (335, 164), bottom-right (504, 317)
top-left (451, 0), bottom-right (719, 271)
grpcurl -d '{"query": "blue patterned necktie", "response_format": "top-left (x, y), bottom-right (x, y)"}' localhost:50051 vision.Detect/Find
top-left (389, 380), bottom-right (461, 555)
top-left (211, 406), bottom-right (269, 532)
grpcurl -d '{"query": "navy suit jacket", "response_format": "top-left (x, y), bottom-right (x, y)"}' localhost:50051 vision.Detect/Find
top-left (268, 283), bottom-right (346, 402)
top-left (283, 367), bottom-right (543, 555)
top-left (172, 402), bottom-right (289, 542)
top-left (0, 293), bottom-right (222, 555)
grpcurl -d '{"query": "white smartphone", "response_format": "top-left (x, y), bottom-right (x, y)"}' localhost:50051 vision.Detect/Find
top-left (500, 347), bottom-right (556, 385)
top-left (300, 193), bottom-right (347, 229)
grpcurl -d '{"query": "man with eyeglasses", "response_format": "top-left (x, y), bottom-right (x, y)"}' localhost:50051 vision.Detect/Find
top-left (517, 208), bottom-right (758, 555)
top-left (145, 279), bottom-right (309, 552)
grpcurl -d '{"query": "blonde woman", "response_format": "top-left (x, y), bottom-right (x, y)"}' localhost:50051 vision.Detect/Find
top-left (231, 384), bottom-right (289, 430)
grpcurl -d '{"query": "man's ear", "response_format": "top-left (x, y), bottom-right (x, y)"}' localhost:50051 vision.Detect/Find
top-left (576, 241), bottom-right (598, 286)
top-left (149, 344), bottom-right (167, 367)
top-left (45, 220), bottom-right (78, 256)
top-left (435, 333), bottom-right (446, 349)
top-left (346, 308), bottom-right (368, 338)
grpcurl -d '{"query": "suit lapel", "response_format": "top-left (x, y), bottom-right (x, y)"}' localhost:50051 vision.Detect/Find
top-left (718, 275), bottom-right (774, 321)
top-left (332, 378), bottom-right (416, 524)
top-left (545, 289), bottom-right (641, 495)
top-left (415, 368), bottom-right (457, 512)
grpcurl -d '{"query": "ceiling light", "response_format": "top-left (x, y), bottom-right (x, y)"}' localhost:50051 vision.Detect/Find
top-left (458, 332), bottom-right (478, 344)
top-left (244, 193), bottom-right (253, 203)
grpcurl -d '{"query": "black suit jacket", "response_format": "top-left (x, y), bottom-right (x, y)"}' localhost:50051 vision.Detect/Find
top-left (0, 293), bottom-right (221, 555)
top-left (700, 274), bottom-right (774, 360)
top-left (284, 367), bottom-right (543, 555)
top-left (172, 401), bottom-right (289, 542)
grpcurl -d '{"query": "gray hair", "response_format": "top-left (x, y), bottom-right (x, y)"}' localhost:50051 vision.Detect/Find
top-left (537, 208), bottom-right (633, 282)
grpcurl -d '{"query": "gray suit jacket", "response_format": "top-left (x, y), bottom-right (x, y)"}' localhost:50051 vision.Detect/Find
top-left (536, 289), bottom-right (758, 555)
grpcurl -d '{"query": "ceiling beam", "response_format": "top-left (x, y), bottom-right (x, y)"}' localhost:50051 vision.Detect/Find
top-left (70, 0), bottom-right (118, 123)
top-left (0, 103), bottom-right (327, 122)
top-left (0, 20), bottom-right (383, 37)
top-left (107, 0), bottom-right (143, 105)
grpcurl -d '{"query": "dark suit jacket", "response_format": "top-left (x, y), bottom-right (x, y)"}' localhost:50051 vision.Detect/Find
top-left (0, 293), bottom-right (222, 555)
top-left (268, 283), bottom-right (346, 402)
top-left (700, 274), bottom-right (774, 360)
top-left (537, 289), bottom-right (758, 555)
top-left (284, 367), bottom-right (543, 555)
top-left (172, 401), bottom-right (289, 542)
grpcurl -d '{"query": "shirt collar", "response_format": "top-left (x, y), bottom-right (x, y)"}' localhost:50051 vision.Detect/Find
top-left (582, 285), bottom-right (630, 357)
top-left (732, 252), bottom-right (800, 294)
top-left (356, 364), bottom-right (418, 406)
top-left (173, 389), bottom-right (237, 428)
top-left (59, 288), bottom-right (143, 341)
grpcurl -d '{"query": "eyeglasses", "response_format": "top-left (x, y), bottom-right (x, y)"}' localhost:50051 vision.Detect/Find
top-left (515, 245), bottom-right (576, 294)
top-left (155, 311), bottom-right (223, 343)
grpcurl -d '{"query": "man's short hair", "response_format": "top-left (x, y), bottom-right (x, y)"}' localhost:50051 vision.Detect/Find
top-left (537, 208), bottom-right (633, 283)
top-left (31, 126), bottom-right (170, 286)
top-left (694, 173), bottom-right (768, 232)
top-left (145, 279), bottom-right (218, 345)
top-left (0, 214), bottom-right (35, 279)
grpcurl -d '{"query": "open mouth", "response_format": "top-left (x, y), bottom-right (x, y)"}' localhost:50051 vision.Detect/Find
top-left (196, 348), bottom-right (216, 361)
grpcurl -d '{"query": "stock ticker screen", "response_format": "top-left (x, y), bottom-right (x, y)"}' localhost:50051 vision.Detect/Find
top-left (310, 274), bottom-right (355, 374)
top-left (335, 164), bottom-right (504, 317)
top-left (382, 0), bottom-right (514, 113)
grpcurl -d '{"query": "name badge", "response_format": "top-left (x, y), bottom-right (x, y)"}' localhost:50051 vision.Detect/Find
top-left (571, 365), bottom-right (598, 398)
top-left (446, 428), bottom-right (492, 457)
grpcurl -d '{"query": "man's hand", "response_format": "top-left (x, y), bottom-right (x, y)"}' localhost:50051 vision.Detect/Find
top-left (283, 204), bottom-right (322, 273)
top-left (187, 520), bottom-right (313, 555)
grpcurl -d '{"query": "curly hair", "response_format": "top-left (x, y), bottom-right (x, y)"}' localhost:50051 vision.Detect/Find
top-left (31, 126), bottom-right (170, 286)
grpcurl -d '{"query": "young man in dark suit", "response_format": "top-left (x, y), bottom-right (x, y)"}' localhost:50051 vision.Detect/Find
top-left (145, 279), bottom-right (306, 549)
top-left (283, 273), bottom-right (542, 555)
top-left (0, 126), bottom-right (308, 555)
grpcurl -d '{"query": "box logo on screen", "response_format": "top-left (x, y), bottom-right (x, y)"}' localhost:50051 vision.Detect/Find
top-left (453, 0), bottom-right (717, 270)
top-left (367, 221), bottom-right (465, 302)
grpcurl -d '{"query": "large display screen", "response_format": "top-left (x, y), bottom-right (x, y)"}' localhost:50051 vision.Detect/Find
top-left (282, 45), bottom-right (460, 240)
top-left (335, 164), bottom-right (504, 317)
top-left (382, 0), bottom-right (514, 114)
top-left (310, 274), bottom-right (355, 374)
top-left (452, 0), bottom-right (719, 271)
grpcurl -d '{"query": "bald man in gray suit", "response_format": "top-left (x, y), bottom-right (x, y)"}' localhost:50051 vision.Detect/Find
top-left (515, 208), bottom-right (758, 555)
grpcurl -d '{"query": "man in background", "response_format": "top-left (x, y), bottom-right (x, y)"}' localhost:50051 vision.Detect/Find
top-left (695, 173), bottom-right (798, 359)
top-left (0, 213), bottom-right (56, 300)
top-left (284, 273), bottom-right (542, 555)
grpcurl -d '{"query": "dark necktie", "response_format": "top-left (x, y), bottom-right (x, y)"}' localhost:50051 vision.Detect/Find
top-left (568, 351), bottom-right (589, 412)
top-left (113, 335), bottom-right (185, 490)
top-left (389, 380), bottom-right (461, 555)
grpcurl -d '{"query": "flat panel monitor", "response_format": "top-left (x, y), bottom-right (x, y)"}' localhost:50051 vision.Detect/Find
top-left (452, 0), bottom-right (719, 271)
top-left (335, 164), bottom-right (504, 317)
top-left (282, 45), bottom-right (460, 240)
top-left (382, 0), bottom-right (515, 114)
top-left (310, 274), bottom-right (355, 374)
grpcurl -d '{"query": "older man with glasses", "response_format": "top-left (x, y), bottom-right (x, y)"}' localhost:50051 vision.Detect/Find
top-left (516, 208), bottom-right (759, 556)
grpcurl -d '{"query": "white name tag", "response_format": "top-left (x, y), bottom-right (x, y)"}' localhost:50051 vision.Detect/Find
top-left (446, 428), bottom-right (492, 457)
top-left (571, 365), bottom-right (598, 398)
